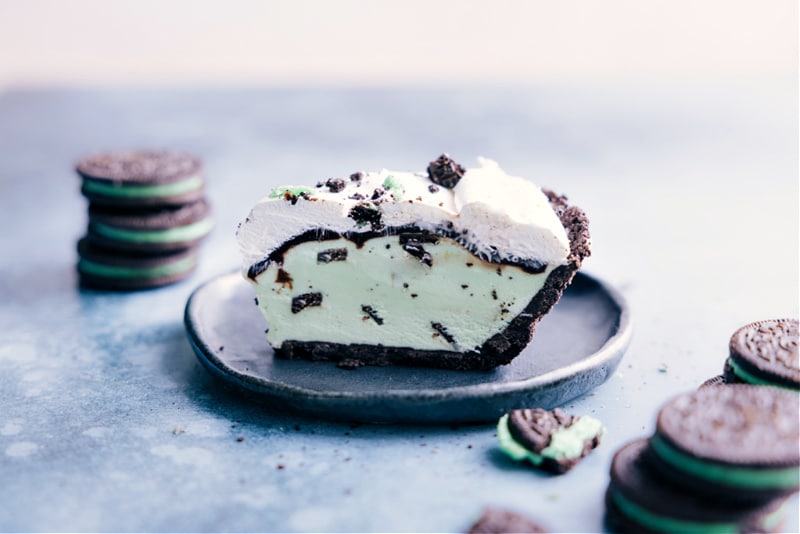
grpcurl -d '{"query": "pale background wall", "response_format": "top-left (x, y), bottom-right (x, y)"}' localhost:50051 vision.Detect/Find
top-left (0, 0), bottom-right (796, 89)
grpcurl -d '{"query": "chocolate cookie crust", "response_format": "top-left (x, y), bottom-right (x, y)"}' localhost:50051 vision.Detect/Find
top-left (273, 190), bottom-right (591, 370)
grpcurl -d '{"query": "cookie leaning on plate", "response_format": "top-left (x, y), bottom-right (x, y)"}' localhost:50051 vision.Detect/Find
top-left (86, 199), bottom-right (213, 253)
top-left (723, 318), bottom-right (799, 390)
top-left (77, 150), bottom-right (206, 208)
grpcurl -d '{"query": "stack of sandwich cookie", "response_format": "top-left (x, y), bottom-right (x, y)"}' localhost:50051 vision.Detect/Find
top-left (605, 385), bottom-right (799, 533)
top-left (606, 440), bottom-right (789, 534)
top-left (76, 150), bottom-right (212, 290)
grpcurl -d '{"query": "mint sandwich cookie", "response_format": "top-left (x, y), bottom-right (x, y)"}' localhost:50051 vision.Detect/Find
top-left (466, 507), bottom-right (548, 533)
top-left (699, 374), bottom-right (726, 388)
top-left (237, 155), bottom-right (591, 370)
top-left (647, 384), bottom-right (800, 501)
top-left (606, 439), bottom-right (790, 534)
top-left (77, 238), bottom-right (197, 290)
top-left (77, 150), bottom-right (205, 207)
top-left (497, 407), bottom-right (604, 474)
top-left (87, 199), bottom-right (213, 253)
top-left (723, 318), bottom-right (799, 390)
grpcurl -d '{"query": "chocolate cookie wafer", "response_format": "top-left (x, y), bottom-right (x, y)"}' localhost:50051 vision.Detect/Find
top-left (77, 150), bottom-right (205, 208)
top-left (497, 407), bottom-right (605, 474)
top-left (724, 318), bottom-right (799, 390)
top-left (77, 238), bottom-right (198, 290)
top-left (606, 439), bottom-right (790, 534)
top-left (646, 384), bottom-right (800, 502)
top-left (698, 374), bottom-right (726, 388)
top-left (466, 507), bottom-right (548, 533)
top-left (87, 198), bottom-right (213, 253)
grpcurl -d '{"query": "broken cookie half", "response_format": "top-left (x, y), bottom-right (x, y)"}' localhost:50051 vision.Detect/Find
top-left (236, 155), bottom-right (591, 370)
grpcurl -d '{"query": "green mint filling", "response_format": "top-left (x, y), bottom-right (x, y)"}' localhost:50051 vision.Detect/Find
top-left (649, 434), bottom-right (800, 489)
top-left (727, 357), bottom-right (799, 391)
top-left (78, 256), bottom-right (195, 279)
top-left (382, 175), bottom-right (403, 200)
top-left (497, 413), bottom-right (605, 465)
top-left (91, 218), bottom-right (213, 244)
top-left (497, 414), bottom-right (543, 465)
top-left (610, 490), bottom-right (738, 533)
top-left (762, 500), bottom-right (791, 531)
top-left (269, 186), bottom-right (313, 198)
top-left (541, 416), bottom-right (605, 460)
top-left (82, 175), bottom-right (203, 198)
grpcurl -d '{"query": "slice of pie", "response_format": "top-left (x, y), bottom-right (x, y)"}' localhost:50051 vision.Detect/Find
top-left (236, 155), bottom-right (590, 370)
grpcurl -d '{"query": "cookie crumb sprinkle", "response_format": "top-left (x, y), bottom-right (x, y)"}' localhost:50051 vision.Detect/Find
top-left (427, 153), bottom-right (465, 189)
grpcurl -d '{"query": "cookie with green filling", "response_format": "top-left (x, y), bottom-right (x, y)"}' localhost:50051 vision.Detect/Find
top-left (723, 318), bottom-right (799, 390)
top-left (466, 507), bottom-right (548, 533)
top-left (497, 407), bottom-right (605, 474)
top-left (87, 198), bottom-right (213, 253)
top-left (76, 238), bottom-right (197, 290)
top-left (647, 384), bottom-right (800, 502)
top-left (606, 439), bottom-right (790, 534)
top-left (77, 150), bottom-right (205, 208)
top-left (699, 374), bottom-right (726, 388)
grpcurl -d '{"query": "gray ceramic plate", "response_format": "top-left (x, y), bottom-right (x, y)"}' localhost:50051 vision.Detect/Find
top-left (185, 271), bottom-right (631, 424)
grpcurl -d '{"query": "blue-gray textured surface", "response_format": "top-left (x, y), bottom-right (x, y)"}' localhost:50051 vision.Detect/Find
top-left (0, 83), bottom-right (797, 533)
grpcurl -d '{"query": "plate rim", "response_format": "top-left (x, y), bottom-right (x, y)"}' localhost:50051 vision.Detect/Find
top-left (184, 270), bottom-right (632, 405)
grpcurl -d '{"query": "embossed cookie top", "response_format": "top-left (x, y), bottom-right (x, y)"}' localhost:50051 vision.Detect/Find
top-left (467, 507), bottom-right (548, 534)
top-left (508, 407), bottom-right (576, 453)
top-left (77, 150), bottom-right (202, 184)
top-left (730, 318), bottom-right (799, 381)
top-left (656, 385), bottom-right (800, 467)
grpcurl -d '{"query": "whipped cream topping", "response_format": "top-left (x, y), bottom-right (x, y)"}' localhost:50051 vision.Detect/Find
top-left (237, 157), bottom-right (570, 273)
